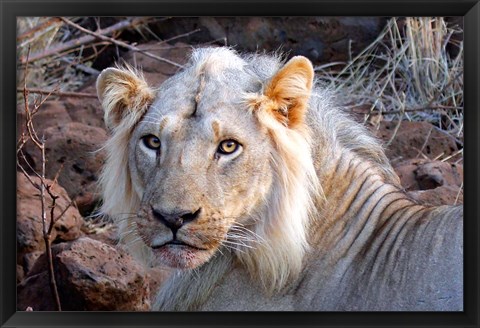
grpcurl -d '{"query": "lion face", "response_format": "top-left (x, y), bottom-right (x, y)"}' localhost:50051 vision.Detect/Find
top-left (97, 48), bottom-right (316, 274)
top-left (129, 73), bottom-right (275, 269)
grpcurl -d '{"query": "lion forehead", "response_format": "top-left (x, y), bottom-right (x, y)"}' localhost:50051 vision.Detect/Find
top-left (149, 48), bottom-right (267, 118)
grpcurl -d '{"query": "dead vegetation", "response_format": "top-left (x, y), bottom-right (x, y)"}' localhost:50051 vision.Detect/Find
top-left (16, 17), bottom-right (185, 101)
top-left (316, 17), bottom-right (463, 164)
top-left (16, 50), bottom-right (71, 311)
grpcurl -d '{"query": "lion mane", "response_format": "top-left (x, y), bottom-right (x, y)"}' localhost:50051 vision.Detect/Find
top-left (96, 47), bottom-right (463, 311)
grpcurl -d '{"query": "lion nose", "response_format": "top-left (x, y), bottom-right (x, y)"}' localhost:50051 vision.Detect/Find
top-left (151, 207), bottom-right (201, 233)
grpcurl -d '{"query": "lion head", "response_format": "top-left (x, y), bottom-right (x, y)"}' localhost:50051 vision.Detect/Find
top-left (97, 48), bottom-right (320, 292)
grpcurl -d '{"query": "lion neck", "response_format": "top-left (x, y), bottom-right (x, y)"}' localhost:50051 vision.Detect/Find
top-left (308, 143), bottom-right (420, 259)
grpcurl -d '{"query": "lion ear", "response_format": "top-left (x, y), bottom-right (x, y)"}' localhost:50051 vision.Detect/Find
top-left (261, 56), bottom-right (314, 129)
top-left (96, 67), bottom-right (155, 130)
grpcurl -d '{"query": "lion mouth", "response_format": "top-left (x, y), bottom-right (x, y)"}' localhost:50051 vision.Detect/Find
top-left (151, 240), bottom-right (207, 251)
top-left (149, 237), bottom-right (216, 269)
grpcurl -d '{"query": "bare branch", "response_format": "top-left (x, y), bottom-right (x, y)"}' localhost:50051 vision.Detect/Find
top-left (53, 197), bottom-right (77, 226)
top-left (17, 87), bottom-right (98, 99)
top-left (19, 18), bottom-right (144, 64)
top-left (17, 18), bottom-right (62, 43)
top-left (18, 49), bottom-right (63, 311)
top-left (59, 17), bottom-right (184, 68)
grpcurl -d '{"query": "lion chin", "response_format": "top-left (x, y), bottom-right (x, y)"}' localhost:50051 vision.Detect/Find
top-left (150, 244), bottom-right (215, 269)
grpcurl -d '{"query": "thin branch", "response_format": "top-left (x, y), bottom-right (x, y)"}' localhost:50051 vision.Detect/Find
top-left (59, 57), bottom-right (101, 76)
top-left (18, 48), bottom-right (62, 311)
top-left (159, 28), bottom-right (201, 44)
top-left (416, 127), bottom-right (433, 159)
top-left (17, 18), bottom-right (62, 42)
top-left (59, 17), bottom-right (183, 68)
top-left (53, 197), bottom-right (77, 225)
top-left (454, 181), bottom-right (463, 206)
top-left (50, 163), bottom-right (65, 190)
top-left (18, 18), bottom-right (143, 64)
top-left (353, 104), bottom-right (463, 116)
top-left (17, 87), bottom-right (98, 99)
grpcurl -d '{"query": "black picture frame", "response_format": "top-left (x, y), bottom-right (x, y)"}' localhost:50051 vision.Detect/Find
top-left (1, 1), bottom-right (479, 327)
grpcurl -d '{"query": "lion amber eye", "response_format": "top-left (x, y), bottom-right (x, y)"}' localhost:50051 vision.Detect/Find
top-left (218, 139), bottom-right (239, 155)
top-left (143, 135), bottom-right (161, 150)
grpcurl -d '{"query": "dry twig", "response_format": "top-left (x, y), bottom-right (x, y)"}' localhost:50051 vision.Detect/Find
top-left (59, 17), bottom-right (184, 68)
top-left (16, 87), bottom-right (97, 98)
top-left (19, 18), bottom-right (143, 64)
top-left (16, 49), bottom-right (73, 311)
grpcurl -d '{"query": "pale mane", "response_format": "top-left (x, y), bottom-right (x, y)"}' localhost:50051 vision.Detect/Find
top-left (97, 65), bottom-right (155, 264)
top-left (237, 101), bottom-right (320, 293)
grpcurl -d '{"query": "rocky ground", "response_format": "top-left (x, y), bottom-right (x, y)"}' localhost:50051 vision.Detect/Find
top-left (16, 18), bottom-right (463, 311)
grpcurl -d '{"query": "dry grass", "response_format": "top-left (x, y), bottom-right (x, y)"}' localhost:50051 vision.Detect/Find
top-left (16, 17), bottom-right (170, 101)
top-left (316, 17), bottom-right (464, 147)
top-left (17, 17), bottom-right (93, 95)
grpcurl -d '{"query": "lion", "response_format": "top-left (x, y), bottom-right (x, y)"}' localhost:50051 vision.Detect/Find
top-left (96, 47), bottom-right (463, 311)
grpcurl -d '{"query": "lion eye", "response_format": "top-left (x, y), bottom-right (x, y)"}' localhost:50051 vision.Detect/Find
top-left (217, 139), bottom-right (239, 155)
top-left (142, 135), bottom-right (161, 150)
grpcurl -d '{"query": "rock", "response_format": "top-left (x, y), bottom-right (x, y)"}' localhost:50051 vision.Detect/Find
top-left (17, 101), bottom-right (72, 137)
top-left (122, 41), bottom-right (190, 87)
top-left (17, 265), bottom-right (25, 284)
top-left (149, 17), bottom-right (386, 64)
top-left (414, 161), bottom-right (463, 190)
top-left (394, 158), bottom-right (427, 190)
top-left (17, 173), bottom-right (83, 275)
top-left (63, 86), bottom-right (104, 128)
top-left (23, 122), bottom-right (107, 216)
top-left (17, 101), bottom-right (73, 175)
top-left (18, 237), bottom-right (151, 311)
top-left (23, 251), bottom-right (44, 275)
top-left (394, 159), bottom-right (463, 206)
top-left (17, 271), bottom-right (56, 311)
top-left (394, 159), bottom-right (463, 191)
top-left (407, 186), bottom-right (463, 206)
top-left (372, 121), bottom-right (460, 166)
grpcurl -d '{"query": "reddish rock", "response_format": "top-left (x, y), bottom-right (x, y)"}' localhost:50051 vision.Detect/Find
top-left (408, 186), bottom-right (463, 206)
top-left (17, 173), bottom-right (83, 274)
top-left (415, 161), bottom-right (463, 190)
top-left (17, 265), bottom-right (25, 284)
top-left (18, 237), bottom-right (151, 311)
top-left (372, 121), bottom-right (460, 166)
top-left (123, 41), bottom-right (190, 87)
top-left (63, 84), bottom-right (105, 129)
top-left (23, 251), bottom-right (44, 275)
top-left (394, 159), bottom-right (463, 191)
top-left (17, 271), bottom-right (56, 311)
top-left (17, 101), bottom-right (72, 137)
top-left (394, 158), bottom-right (427, 190)
top-left (394, 159), bottom-right (463, 206)
top-left (150, 17), bottom-right (386, 64)
top-left (23, 122), bottom-right (107, 216)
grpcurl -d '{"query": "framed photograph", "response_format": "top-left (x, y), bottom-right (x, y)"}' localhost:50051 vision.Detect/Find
top-left (1, 1), bottom-right (478, 327)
